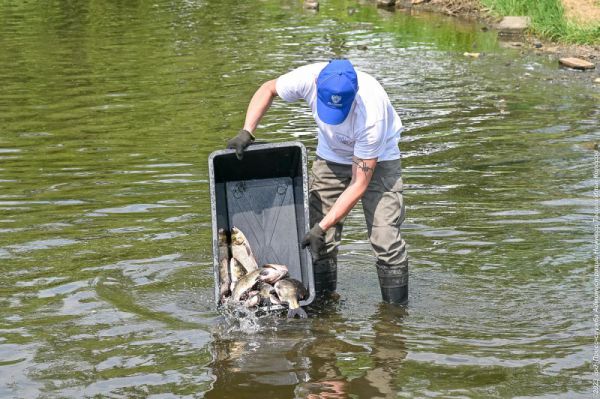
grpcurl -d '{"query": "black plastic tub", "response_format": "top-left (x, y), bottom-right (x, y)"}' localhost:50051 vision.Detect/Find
top-left (208, 142), bottom-right (315, 309)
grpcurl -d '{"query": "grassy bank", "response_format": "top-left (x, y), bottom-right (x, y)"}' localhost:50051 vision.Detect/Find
top-left (478, 0), bottom-right (600, 43)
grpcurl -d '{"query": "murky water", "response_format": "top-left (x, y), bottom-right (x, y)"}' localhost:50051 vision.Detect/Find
top-left (1, 1), bottom-right (598, 398)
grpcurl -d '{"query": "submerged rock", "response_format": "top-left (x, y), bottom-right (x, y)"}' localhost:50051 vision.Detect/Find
top-left (377, 0), bottom-right (396, 8)
top-left (580, 142), bottom-right (600, 151)
top-left (499, 41), bottom-right (523, 49)
top-left (559, 57), bottom-right (595, 70)
top-left (304, 0), bottom-right (319, 10)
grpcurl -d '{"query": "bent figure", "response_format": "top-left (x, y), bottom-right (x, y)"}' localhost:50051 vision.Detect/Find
top-left (229, 60), bottom-right (408, 304)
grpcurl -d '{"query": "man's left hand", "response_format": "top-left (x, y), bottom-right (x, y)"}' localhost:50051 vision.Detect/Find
top-left (301, 223), bottom-right (326, 259)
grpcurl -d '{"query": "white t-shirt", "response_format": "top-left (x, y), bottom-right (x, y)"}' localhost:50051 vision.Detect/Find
top-left (276, 62), bottom-right (403, 165)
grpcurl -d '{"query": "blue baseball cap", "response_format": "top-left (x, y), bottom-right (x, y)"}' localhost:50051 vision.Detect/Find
top-left (316, 60), bottom-right (359, 125)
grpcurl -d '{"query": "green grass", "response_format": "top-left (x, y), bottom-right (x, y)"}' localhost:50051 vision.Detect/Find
top-left (479, 0), bottom-right (600, 43)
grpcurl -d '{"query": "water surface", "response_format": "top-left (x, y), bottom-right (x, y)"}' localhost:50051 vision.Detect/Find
top-left (0, 0), bottom-right (598, 397)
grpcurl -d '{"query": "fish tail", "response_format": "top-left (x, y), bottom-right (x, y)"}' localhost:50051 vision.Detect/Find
top-left (287, 307), bottom-right (307, 319)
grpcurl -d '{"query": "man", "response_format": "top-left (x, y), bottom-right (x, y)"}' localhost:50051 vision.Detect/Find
top-left (227, 59), bottom-right (408, 304)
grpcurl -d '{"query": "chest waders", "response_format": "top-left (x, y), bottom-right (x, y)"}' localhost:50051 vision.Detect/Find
top-left (309, 157), bottom-right (408, 304)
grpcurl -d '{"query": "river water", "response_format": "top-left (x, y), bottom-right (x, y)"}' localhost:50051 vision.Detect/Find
top-left (1, 1), bottom-right (598, 398)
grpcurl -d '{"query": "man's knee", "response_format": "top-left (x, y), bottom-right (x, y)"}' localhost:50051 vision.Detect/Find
top-left (369, 225), bottom-right (407, 266)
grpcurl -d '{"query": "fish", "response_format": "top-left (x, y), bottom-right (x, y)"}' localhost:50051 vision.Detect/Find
top-left (269, 292), bottom-right (281, 306)
top-left (273, 278), bottom-right (309, 319)
top-left (231, 269), bottom-right (262, 302)
top-left (245, 282), bottom-right (281, 308)
top-left (243, 291), bottom-right (260, 308)
top-left (230, 227), bottom-right (259, 273)
top-left (258, 281), bottom-right (274, 300)
top-left (229, 257), bottom-right (246, 292)
top-left (258, 264), bottom-right (288, 285)
top-left (217, 228), bottom-right (231, 301)
top-left (248, 281), bottom-right (275, 306)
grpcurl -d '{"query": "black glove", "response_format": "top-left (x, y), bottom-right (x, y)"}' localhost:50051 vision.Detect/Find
top-left (227, 129), bottom-right (255, 160)
top-left (301, 223), bottom-right (326, 259)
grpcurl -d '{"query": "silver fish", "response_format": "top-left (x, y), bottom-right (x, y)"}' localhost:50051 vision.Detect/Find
top-left (248, 281), bottom-right (276, 307)
top-left (258, 264), bottom-right (289, 285)
top-left (232, 269), bottom-right (261, 302)
top-left (257, 281), bottom-right (274, 301)
top-left (218, 228), bottom-right (231, 301)
top-left (229, 257), bottom-right (246, 292)
top-left (231, 227), bottom-right (259, 273)
top-left (245, 282), bottom-right (275, 308)
top-left (274, 278), bottom-right (309, 319)
top-left (243, 291), bottom-right (260, 308)
top-left (269, 292), bottom-right (281, 305)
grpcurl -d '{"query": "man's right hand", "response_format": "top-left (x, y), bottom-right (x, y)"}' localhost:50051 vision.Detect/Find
top-left (227, 129), bottom-right (255, 160)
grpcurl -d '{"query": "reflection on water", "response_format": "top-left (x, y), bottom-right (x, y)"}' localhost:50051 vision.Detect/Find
top-left (0, 0), bottom-right (597, 397)
top-left (207, 303), bottom-right (408, 399)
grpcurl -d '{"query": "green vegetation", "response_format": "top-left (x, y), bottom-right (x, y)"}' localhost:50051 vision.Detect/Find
top-left (479, 0), bottom-right (600, 43)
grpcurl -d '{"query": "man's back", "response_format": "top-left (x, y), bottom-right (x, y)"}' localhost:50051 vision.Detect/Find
top-left (276, 62), bottom-right (403, 164)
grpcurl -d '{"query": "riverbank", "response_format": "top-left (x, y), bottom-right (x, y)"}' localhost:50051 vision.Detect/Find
top-left (391, 0), bottom-right (600, 66)
top-left (407, 0), bottom-right (599, 42)
top-left (480, 0), bottom-right (599, 43)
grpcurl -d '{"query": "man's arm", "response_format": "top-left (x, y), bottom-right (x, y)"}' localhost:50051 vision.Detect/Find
top-left (318, 157), bottom-right (377, 230)
top-left (242, 79), bottom-right (278, 134)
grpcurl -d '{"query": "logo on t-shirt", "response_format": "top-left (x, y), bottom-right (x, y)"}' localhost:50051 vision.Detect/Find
top-left (335, 133), bottom-right (354, 146)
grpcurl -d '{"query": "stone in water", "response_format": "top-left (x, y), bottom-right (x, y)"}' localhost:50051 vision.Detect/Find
top-left (559, 57), bottom-right (595, 70)
top-left (377, 0), bottom-right (395, 8)
top-left (304, 0), bottom-right (319, 10)
top-left (496, 16), bottom-right (531, 34)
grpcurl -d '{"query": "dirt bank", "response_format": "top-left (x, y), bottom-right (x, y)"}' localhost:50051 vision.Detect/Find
top-left (562, 0), bottom-right (600, 25)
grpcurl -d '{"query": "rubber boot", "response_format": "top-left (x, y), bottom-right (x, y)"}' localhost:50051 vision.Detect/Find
top-left (313, 258), bottom-right (337, 296)
top-left (377, 262), bottom-right (408, 305)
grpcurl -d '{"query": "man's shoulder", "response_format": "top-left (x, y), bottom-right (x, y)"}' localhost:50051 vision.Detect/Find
top-left (356, 70), bottom-right (385, 93)
top-left (276, 62), bottom-right (326, 102)
top-left (356, 74), bottom-right (390, 118)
